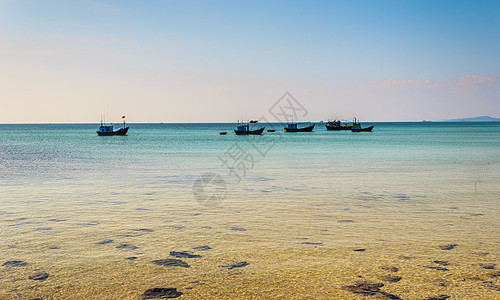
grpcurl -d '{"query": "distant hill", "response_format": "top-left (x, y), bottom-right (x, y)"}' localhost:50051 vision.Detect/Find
top-left (442, 116), bottom-right (500, 122)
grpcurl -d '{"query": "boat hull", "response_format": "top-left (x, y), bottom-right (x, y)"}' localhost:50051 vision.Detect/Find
top-left (325, 124), bottom-right (352, 130)
top-left (234, 127), bottom-right (265, 135)
top-left (97, 127), bottom-right (129, 136)
top-left (351, 125), bottom-right (374, 132)
top-left (284, 124), bottom-right (315, 132)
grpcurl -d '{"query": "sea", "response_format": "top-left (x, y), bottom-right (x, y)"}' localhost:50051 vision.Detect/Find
top-left (0, 122), bottom-right (499, 299)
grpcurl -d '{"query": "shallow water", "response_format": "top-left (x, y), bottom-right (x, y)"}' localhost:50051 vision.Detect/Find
top-left (1, 122), bottom-right (499, 299)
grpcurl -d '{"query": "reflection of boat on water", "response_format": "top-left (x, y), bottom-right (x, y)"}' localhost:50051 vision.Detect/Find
top-left (284, 122), bottom-right (315, 132)
top-left (351, 125), bottom-right (374, 132)
top-left (97, 115), bottom-right (129, 136)
top-left (234, 122), bottom-right (265, 135)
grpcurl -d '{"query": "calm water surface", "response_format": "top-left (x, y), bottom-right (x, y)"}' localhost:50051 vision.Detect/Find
top-left (1, 122), bottom-right (499, 299)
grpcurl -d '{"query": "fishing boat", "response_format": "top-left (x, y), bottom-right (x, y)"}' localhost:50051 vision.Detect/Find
top-left (351, 125), bottom-right (374, 132)
top-left (219, 132), bottom-right (227, 135)
top-left (234, 122), bottom-right (265, 135)
top-left (97, 115), bottom-right (129, 136)
top-left (284, 122), bottom-right (315, 132)
top-left (249, 120), bottom-right (258, 123)
top-left (325, 120), bottom-right (353, 130)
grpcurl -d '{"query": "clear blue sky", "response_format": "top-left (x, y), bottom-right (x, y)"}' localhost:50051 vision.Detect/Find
top-left (1, 0), bottom-right (499, 122)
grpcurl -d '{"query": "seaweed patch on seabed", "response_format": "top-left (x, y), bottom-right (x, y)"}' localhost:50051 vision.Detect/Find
top-left (2, 260), bottom-right (28, 267)
top-left (141, 288), bottom-right (182, 299)
top-left (152, 259), bottom-right (191, 268)
top-left (35, 227), bottom-right (52, 231)
top-left (96, 239), bottom-right (113, 244)
top-left (130, 228), bottom-right (154, 232)
top-left (359, 191), bottom-right (384, 201)
top-left (392, 193), bottom-right (411, 201)
top-left (301, 242), bottom-right (323, 245)
top-left (77, 221), bottom-right (100, 226)
top-left (379, 275), bottom-right (402, 282)
top-left (29, 271), bottom-right (49, 281)
top-left (219, 262), bottom-right (249, 270)
top-left (8, 221), bottom-right (41, 227)
top-left (342, 282), bottom-right (402, 299)
top-left (193, 245), bottom-right (212, 251)
top-left (170, 251), bottom-right (202, 258)
top-left (116, 245), bottom-right (139, 250)
top-left (230, 227), bottom-right (247, 231)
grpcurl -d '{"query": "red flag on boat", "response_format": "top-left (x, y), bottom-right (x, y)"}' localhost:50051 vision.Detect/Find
top-left (122, 116), bottom-right (125, 119)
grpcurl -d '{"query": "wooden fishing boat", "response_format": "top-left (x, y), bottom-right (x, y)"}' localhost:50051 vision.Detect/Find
top-left (97, 115), bottom-right (129, 136)
top-left (234, 122), bottom-right (265, 135)
top-left (284, 122), bottom-right (315, 132)
top-left (325, 120), bottom-right (353, 130)
top-left (351, 125), bottom-right (374, 132)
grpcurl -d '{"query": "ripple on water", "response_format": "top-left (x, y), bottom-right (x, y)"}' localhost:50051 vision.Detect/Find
top-left (116, 245), bottom-right (139, 250)
top-left (193, 245), bottom-right (212, 251)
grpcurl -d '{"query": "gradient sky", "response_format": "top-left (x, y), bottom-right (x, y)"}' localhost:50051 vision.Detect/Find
top-left (1, 0), bottom-right (499, 123)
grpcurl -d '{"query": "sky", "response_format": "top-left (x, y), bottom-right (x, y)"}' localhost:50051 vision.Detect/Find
top-left (0, 0), bottom-right (499, 123)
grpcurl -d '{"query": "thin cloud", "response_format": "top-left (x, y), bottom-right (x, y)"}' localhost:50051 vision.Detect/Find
top-left (369, 75), bottom-right (499, 90)
top-left (369, 78), bottom-right (439, 89)
top-left (457, 75), bottom-right (499, 86)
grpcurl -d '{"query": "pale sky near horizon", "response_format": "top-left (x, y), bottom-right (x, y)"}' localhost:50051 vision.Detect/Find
top-left (1, 0), bottom-right (499, 123)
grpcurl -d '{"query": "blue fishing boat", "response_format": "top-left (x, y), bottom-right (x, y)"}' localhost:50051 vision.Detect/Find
top-left (97, 115), bottom-right (129, 136)
top-left (284, 122), bottom-right (315, 132)
top-left (234, 122), bottom-right (265, 135)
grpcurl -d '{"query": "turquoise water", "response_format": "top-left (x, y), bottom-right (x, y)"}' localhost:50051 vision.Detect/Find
top-left (1, 122), bottom-right (499, 299)
top-left (1, 122), bottom-right (498, 185)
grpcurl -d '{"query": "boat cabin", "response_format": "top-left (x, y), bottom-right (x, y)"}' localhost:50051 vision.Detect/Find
top-left (328, 120), bottom-right (341, 127)
top-left (98, 125), bottom-right (114, 133)
top-left (285, 123), bottom-right (298, 130)
top-left (235, 123), bottom-right (250, 133)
